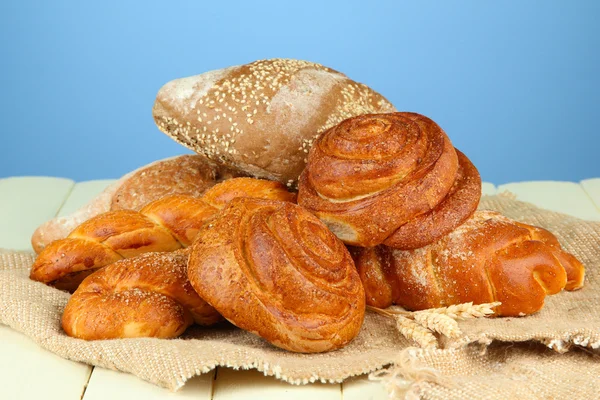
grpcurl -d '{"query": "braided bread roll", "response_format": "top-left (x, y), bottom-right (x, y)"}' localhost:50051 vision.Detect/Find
top-left (62, 250), bottom-right (221, 340)
top-left (352, 211), bottom-right (585, 317)
top-left (188, 198), bottom-right (365, 353)
top-left (297, 112), bottom-right (481, 248)
top-left (30, 178), bottom-right (296, 291)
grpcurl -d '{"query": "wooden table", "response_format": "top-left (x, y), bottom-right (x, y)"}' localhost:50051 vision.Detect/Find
top-left (1, 176), bottom-right (599, 400)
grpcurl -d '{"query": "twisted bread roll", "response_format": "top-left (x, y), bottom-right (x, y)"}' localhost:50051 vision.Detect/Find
top-left (30, 178), bottom-right (295, 291)
top-left (153, 58), bottom-right (396, 186)
top-left (188, 198), bottom-right (365, 353)
top-left (62, 250), bottom-right (221, 340)
top-left (32, 155), bottom-right (242, 253)
top-left (352, 211), bottom-right (585, 317)
top-left (298, 112), bottom-right (481, 248)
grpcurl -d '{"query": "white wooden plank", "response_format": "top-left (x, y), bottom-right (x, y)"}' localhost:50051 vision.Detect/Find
top-left (497, 181), bottom-right (600, 220)
top-left (0, 325), bottom-right (92, 400)
top-left (0, 176), bottom-right (92, 400)
top-left (580, 178), bottom-right (600, 213)
top-left (0, 176), bottom-right (75, 251)
top-left (481, 181), bottom-right (496, 196)
top-left (342, 375), bottom-right (388, 400)
top-left (213, 368), bottom-right (341, 400)
top-left (69, 178), bottom-right (215, 399)
top-left (83, 367), bottom-right (214, 400)
top-left (57, 179), bottom-right (115, 217)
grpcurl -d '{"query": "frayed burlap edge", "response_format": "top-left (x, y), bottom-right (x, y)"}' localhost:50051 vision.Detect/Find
top-left (370, 343), bottom-right (600, 399)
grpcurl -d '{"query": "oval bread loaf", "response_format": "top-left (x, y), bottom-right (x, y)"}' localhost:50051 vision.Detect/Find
top-left (153, 58), bottom-right (396, 187)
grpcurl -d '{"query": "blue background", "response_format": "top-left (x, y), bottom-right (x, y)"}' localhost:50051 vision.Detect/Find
top-left (1, 1), bottom-right (598, 184)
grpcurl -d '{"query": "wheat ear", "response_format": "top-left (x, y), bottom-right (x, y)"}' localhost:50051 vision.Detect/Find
top-left (367, 301), bottom-right (500, 349)
top-left (396, 316), bottom-right (439, 349)
top-left (426, 302), bottom-right (501, 320)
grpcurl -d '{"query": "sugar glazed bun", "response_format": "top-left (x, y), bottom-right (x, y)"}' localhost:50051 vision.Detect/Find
top-left (187, 198), bottom-right (365, 353)
top-left (153, 58), bottom-right (396, 186)
top-left (298, 112), bottom-right (481, 248)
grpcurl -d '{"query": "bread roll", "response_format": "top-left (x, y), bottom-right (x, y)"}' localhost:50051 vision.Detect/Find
top-left (352, 211), bottom-right (585, 317)
top-left (153, 58), bottom-right (396, 186)
top-left (187, 197), bottom-right (365, 353)
top-left (297, 112), bottom-right (481, 248)
top-left (62, 250), bottom-right (221, 340)
top-left (30, 178), bottom-right (296, 291)
top-left (31, 155), bottom-right (241, 253)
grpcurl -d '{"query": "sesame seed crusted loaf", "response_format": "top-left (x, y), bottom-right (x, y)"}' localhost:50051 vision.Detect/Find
top-left (152, 58), bottom-right (397, 187)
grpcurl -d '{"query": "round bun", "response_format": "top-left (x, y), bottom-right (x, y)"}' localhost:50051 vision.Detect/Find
top-left (187, 197), bottom-right (365, 353)
top-left (297, 112), bottom-right (481, 248)
top-left (153, 58), bottom-right (396, 186)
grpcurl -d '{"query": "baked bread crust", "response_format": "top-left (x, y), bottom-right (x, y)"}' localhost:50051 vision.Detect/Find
top-left (62, 250), bottom-right (221, 340)
top-left (352, 211), bottom-right (585, 317)
top-left (30, 178), bottom-right (295, 291)
top-left (31, 155), bottom-right (240, 253)
top-left (153, 58), bottom-right (396, 186)
top-left (187, 198), bottom-right (365, 353)
top-left (298, 112), bottom-right (481, 248)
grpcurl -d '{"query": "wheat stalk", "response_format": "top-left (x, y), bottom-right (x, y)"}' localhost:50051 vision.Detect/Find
top-left (425, 302), bottom-right (501, 320)
top-left (367, 301), bottom-right (500, 349)
top-left (396, 316), bottom-right (439, 349)
top-left (413, 312), bottom-right (461, 339)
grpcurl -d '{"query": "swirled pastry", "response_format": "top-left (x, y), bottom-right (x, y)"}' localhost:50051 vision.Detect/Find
top-left (352, 211), bottom-right (585, 317)
top-left (62, 250), bottom-right (221, 340)
top-left (187, 198), bottom-right (365, 353)
top-left (297, 112), bottom-right (481, 248)
top-left (31, 178), bottom-right (296, 292)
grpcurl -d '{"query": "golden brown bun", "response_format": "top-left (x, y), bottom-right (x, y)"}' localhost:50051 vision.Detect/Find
top-left (187, 197), bottom-right (365, 353)
top-left (153, 58), bottom-right (396, 186)
top-left (31, 155), bottom-right (242, 253)
top-left (298, 112), bottom-right (481, 248)
top-left (30, 178), bottom-right (296, 291)
top-left (62, 250), bottom-right (221, 340)
top-left (352, 211), bottom-right (585, 317)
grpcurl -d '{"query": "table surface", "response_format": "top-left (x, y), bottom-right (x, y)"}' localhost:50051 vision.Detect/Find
top-left (1, 176), bottom-right (599, 400)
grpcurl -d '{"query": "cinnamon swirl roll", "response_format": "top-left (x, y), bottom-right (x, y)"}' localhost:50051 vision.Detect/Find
top-left (187, 198), bottom-right (365, 353)
top-left (298, 112), bottom-right (481, 248)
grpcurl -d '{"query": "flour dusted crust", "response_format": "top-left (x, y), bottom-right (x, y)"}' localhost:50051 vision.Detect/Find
top-left (30, 155), bottom-right (239, 253)
top-left (352, 211), bottom-right (585, 317)
top-left (152, 59), bottom-right (397, 186)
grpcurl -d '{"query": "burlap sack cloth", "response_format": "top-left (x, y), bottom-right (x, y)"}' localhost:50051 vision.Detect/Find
top-left (1, 195), bottom-right (599, 398)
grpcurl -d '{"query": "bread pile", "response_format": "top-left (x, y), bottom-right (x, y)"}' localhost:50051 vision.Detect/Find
top-left (29, 59), bottom-right (585, 353)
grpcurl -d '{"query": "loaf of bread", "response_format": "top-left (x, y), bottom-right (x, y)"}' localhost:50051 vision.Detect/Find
top-left (62, 250), bottom-right (221, 340)
top-left (187, 197), bottom-right (365, 353)
top-left (298, 112), bottom-right (481, 248)
top-left (31, 155), bottom-right (242, 253)
top-left (30, 178), bottom-right (295, 291)
top-left (153, 58), bottom-right (396, 186)
top-left (352, 211), bottom-right (585, 317)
